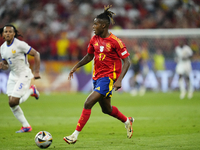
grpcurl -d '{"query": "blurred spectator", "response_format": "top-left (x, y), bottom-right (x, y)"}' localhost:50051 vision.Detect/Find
top-left (153, 49), bottom-right (165, 71)
top-left (68, 39), bottom-right (80, 62)
top-left (140, 41), bottom-right (149, 76)
top-left (0, 0), bottom-right (199, 61)
top-left (190, 40), bottom-right (199, 55)
top-left (56, 32), bottom-right (70, 60)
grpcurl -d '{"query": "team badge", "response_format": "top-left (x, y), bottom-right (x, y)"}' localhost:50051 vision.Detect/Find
top-left (100, 46), bottom-right (104, 52)
top-left (106, 43), bottom-right (111, 51)
top-left (12, 49), bottom-right (16, 54)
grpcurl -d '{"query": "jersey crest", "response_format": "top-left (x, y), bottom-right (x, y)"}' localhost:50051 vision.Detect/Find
top-left (100, 46), bottom-right (104, 52)
top-left (12, 49), bottom-right (16, 54)
top-left (106, 43), bottom-right (111, 51)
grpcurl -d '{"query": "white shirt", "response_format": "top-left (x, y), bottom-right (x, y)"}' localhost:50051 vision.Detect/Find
top-left (0, 38), bottom-right (33, 81)
top-left (175, 45), bottom-right (193, 64)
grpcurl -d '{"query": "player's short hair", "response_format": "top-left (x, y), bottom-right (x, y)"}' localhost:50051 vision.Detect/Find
top-left (96, 5), bottom-right (115, 26)
top-left (0, 24), bottom-right (22, 38)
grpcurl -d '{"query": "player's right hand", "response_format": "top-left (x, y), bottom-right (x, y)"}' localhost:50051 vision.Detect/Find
top-left (68, 70), bottom-right (74, 80)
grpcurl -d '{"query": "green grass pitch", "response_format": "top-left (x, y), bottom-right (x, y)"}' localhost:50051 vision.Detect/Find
top-left (0, 91), bottom-right (200, 150)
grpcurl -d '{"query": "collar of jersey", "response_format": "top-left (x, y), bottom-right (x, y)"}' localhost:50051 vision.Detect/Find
top-left (7, 38), bottom-right (15, 47)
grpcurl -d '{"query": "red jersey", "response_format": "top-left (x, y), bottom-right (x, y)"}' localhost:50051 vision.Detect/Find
top-left (88, 33), bottom-right (130, 81)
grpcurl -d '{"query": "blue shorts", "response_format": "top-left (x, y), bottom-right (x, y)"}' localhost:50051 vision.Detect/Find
top-left (93, 77), bottom-right (114, 98)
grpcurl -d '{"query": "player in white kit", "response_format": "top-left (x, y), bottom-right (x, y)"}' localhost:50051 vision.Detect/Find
top-left (0, 24), bottom-right (41, 133)
top-left (175, 40), bottom-right (193, 99)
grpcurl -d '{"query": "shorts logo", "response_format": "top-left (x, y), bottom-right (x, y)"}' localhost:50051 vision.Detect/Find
top-left (95, 87), bottom-right (100, 91)
top-left (100, 46), bottom-right (104, 52)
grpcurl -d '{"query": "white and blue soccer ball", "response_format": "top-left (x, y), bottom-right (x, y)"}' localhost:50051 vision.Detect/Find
top-left (35, 131), bottom-right (53, 149)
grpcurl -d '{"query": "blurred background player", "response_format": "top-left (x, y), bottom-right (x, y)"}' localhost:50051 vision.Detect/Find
top-left (64, 5), bottom-right (133, 144)
top-left (153, 49), bottom-right (165, 91)
top-left (0, 24), bottom-right (41, 133)
top-left (130, 42), bottom-right (146, 96)
top-left (175, 39), bottom-right (193, 99)
top-left (153, 49), bottom-right (165, 71)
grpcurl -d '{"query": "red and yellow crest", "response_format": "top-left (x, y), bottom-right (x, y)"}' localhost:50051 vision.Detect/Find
top-left (106, 43), bottom-right (111, 51)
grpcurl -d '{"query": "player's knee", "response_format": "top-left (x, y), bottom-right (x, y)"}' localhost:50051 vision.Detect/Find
top-left (101, 108), bottom-right (112, 114)
top-left (84, 101), bottom-right (92, 109)
top-left (185, 76), bottom-right (190, 81)
top-left (9, 99), bottom-right (19, 107)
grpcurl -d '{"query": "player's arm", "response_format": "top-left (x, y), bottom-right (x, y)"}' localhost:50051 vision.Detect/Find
top-left (68, 53), bottom-right (94, 80)
top-left (28, 48), bottom-right (41, 79)
top-left (182, 47), bottom-right (193, 61)
top-left (174, 48), bottom-right (178, 62)
top-left (0, 59), bottom-right (9, 70)
top-left (113, 56), bottom-right (131, 91)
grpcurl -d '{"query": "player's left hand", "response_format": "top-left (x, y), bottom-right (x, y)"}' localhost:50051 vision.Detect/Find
top-left (113, 81), bottom-right (121, 91)
top-left (34, 72), bottom-right (41, 79)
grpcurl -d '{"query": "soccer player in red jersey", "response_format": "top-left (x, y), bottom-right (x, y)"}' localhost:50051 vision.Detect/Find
top-left (64, 5), bottom-right (134, 144)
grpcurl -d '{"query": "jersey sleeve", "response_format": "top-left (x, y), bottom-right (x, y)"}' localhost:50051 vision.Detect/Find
top-left (18, 41), bottom-right (32, 54)
top-left (186, 46), bottom-right (193, 56)
top-left (0, 46), bottom-right (4, 60)
top-left (175, 47), bottom-right (178, 55)
top-left (114, 37), bottom-right (130, 59)
top-left (87, 36), bottom-right (95, 54)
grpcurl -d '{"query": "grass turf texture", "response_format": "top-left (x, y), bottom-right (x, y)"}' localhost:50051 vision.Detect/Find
top-left (0, 91), bottom-right (200, 150)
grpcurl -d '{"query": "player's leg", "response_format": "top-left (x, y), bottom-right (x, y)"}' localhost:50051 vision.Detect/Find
top-left (7, 79), bottom-right (32, 133)
top-left (176, 63), bottom-right (186, 99)
top-left (19, 85), bottom-right (39, 104)
top-left (63, 91), bottom-right (103, 144)
top-left (137, 73), bottom-right (146, 96)
top-left (10, 77), bottom-right (39, 105)
top-left (9, 96), bottom-right (32, 133)
top-left (130, 70), bottom-right (140, 96)
top-left (99, 97), bottom-right (134, 138)
top-left (185, 75), bottom-right (193, 99)
top-left (185, 64), bottom-right (193, 99)
top-left (178, 74), bottom-right (186, 99)
top-left (76, 91), bottom-right (102, 131)
top-left (99, 97), bottom-right (127, 122)
top-left (19, 78), bottom-right (39, 103)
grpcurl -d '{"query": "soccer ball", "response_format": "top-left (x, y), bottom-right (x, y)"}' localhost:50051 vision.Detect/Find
top-left (35, 131), bottom-right (53, 149)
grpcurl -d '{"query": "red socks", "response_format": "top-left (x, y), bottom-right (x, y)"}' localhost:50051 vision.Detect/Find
top-left (76, 108), bottom-right (91, 132)
top-left (109, 106), bottom-right (127, 123)
top-left (75, 106), bottom-right (126, 132)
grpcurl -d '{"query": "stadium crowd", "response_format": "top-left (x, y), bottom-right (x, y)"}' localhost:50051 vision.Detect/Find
top-left (0, 0), bottom-right (200, 61)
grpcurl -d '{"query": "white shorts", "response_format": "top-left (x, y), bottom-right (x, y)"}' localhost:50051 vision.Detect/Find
top-left (175, 61), bottom-right (192, 76)
top-left (7, 77), bottom-right (31, 98)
